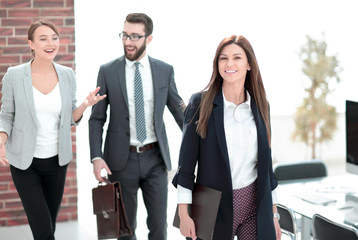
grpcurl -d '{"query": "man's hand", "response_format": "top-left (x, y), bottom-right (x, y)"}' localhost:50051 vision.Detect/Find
top-left (93, 158), bottom-right (112, 182)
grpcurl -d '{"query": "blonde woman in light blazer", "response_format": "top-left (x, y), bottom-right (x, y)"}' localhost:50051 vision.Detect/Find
top-left (0, 19), bottom-right (105, 240)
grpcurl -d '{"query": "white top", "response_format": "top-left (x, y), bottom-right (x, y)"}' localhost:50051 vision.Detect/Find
top-left (224, 90), bottom-right (258, 189)
top-left (125, 55), bottom-right (157, 146)
top-left (32, 83), bottom-right (62, 158)
top-left (177, 90), bottom-right (277, 204)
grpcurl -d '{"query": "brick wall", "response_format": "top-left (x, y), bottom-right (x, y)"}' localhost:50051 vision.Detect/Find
top-left (0, 0), bottom-right (77, 226)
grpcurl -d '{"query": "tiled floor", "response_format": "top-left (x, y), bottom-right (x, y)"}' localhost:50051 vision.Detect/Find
top-left (0, 220), bottom-right (97, 240)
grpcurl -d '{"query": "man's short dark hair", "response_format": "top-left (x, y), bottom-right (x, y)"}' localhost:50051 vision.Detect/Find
top-left (126, 13), bottom-right (153, 36)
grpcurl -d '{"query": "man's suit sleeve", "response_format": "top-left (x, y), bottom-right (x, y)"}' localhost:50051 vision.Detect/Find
top-left (166, 65), bottom-right (185, 130)
top-left (88, 66), bottom-right (109, 161)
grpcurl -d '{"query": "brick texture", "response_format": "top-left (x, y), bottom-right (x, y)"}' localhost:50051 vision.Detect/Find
top-left (0, 0), bottom-right (77, 226)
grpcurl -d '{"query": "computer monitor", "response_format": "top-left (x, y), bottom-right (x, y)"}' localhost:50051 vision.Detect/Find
top-left (346, 100), bottom-right (358, 175)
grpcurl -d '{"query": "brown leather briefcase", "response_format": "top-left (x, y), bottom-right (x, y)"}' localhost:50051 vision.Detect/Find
top-left (92, 178), bottom-right (132, 239)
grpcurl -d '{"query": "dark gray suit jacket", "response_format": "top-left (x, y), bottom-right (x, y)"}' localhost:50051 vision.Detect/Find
top-left (89, 56), bottom-right (184, 171)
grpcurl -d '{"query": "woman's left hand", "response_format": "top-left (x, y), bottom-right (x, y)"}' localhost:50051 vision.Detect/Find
top-left (84, 87), bottom-right (106, 107)
top-left (274, 217), bottom-right (282, 240)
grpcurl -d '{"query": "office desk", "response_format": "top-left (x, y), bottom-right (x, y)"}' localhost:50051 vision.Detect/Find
top-left (276, 174), bottom-right (358, 239)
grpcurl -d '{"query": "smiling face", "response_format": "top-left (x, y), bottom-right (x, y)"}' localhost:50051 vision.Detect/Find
top-left (122, 21), bottom-right (152, 61)
top-left (28, 25), bottom-right (59, 61)
top-left (218, 43), bottom-right (251, 85)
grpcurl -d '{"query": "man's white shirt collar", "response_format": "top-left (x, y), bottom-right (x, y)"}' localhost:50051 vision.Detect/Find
top-left (125, 55), bottom-right (150, 69)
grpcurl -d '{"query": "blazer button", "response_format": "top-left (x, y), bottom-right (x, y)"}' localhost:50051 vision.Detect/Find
top-left (126, 132), bottom-right (130, 136)
top-left (126, 117), bottom-right (129, 121)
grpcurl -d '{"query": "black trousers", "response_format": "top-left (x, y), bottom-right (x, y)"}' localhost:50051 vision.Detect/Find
top-left (10, 155), bottom-right (68, 240)
top-left (109, 147), bottom-right (168, 240)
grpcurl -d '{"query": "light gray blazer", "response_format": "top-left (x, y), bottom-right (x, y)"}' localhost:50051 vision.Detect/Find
top-left (0, 61), bottom-right (78, 170)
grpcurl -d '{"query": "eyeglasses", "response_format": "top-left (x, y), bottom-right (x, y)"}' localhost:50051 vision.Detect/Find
top-left (119, 33), bottom-right (147, 41)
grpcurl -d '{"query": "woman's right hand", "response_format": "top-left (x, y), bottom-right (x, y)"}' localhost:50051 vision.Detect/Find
top-left (0, 142), bottom-right (9, 166)
top-left (84, 87), bottom-right (106, 107)
top-left (178, 204), bottom-right (197, 240)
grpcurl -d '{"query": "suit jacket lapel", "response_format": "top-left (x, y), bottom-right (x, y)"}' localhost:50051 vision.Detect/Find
top-left (250, 97), bottom-right (269, 205)
top-left (250, 97), bottom-right (269, 167)
top-left (23, 61), bottom-right (39, 126)
top-left (118, 56), bottom-right (128, 107)
top-left (149, 57), bottom-right (160, 121)
top-left (212, 90), bottom-right (231, 177)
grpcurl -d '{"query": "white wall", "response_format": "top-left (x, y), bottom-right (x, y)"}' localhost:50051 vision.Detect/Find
top-left (271, 112), bottom-right (346, 164)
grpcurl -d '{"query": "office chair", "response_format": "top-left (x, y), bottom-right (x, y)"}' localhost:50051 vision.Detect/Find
top-left (277, 204), bottom-right (297, 240)
top-left (274, 160), bottom-right (327, 239)
top-left (312, 214), bottom-right (358, 240)
top-left (273, 159), bottom-right (327, 182)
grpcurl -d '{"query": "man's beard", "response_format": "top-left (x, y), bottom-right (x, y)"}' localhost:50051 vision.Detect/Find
top-left (124, 41), bottom-right (146, 61)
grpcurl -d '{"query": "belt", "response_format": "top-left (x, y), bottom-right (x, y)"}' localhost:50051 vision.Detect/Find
top-left (129, 142), bottom-right (159, 153)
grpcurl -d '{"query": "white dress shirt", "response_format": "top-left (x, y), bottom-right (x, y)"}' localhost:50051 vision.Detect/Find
top-left (32, 83), bottom-right (62, 158)
top-left (178, 89), bottom-right (277, 204)
top-left (125, 55), bottom-right (157, 146)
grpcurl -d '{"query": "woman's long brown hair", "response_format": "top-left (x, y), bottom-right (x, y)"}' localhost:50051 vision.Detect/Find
top-left (196, 35), bottom-right (271, 146)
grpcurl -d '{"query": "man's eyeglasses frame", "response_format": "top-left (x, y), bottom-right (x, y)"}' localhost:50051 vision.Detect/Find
top-left (119, 33), bottom-right (148, 41)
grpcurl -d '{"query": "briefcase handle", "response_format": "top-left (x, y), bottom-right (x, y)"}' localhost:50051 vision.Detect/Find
top-left (98, 177), bottom-right (111, 185)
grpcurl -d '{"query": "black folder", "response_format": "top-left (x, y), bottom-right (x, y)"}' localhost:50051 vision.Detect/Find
top-left (173, 183), bottom-right (222, 240)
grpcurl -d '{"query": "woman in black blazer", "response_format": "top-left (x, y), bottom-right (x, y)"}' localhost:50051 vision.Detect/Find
top-left (172, 35), bottom-right (281, 240)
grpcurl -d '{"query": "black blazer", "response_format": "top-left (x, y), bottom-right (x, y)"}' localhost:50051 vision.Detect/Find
top-left (89, 56), bottom-right (184, 171)
top-left (172, 90), bottom-right (278, 240)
